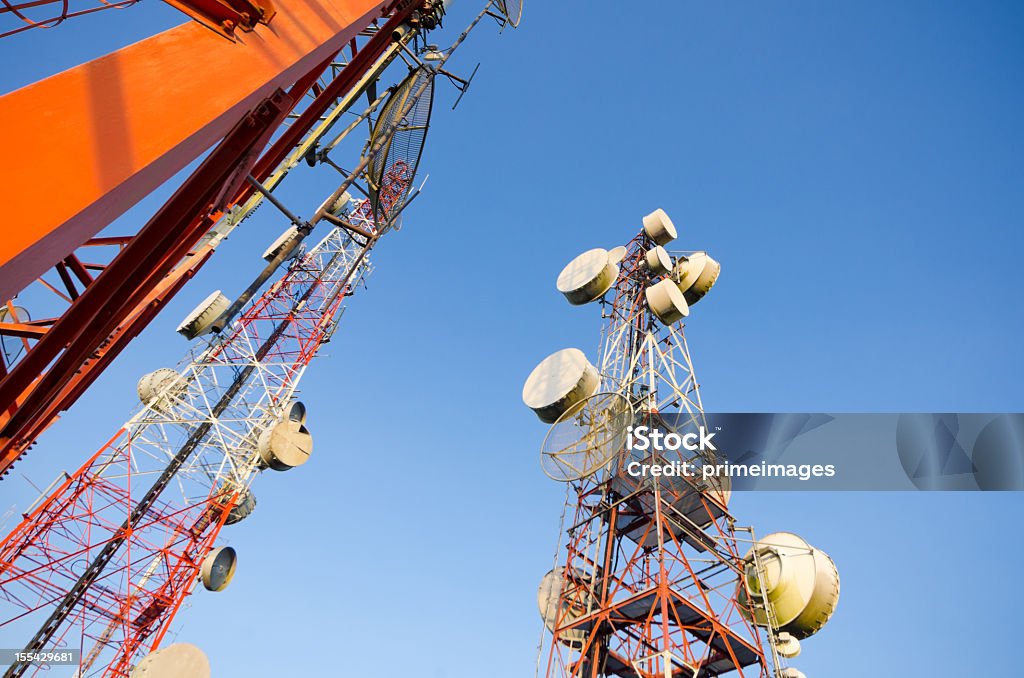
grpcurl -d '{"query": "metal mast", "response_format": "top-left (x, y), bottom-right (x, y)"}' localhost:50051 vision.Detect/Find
top-left (530, 221), bottom-right (777, 678)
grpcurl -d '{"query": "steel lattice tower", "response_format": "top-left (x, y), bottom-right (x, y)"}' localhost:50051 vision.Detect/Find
top-left (0, 184), bottom-right (402, 676)
top-left (537, 230), bottom-right (780, 678)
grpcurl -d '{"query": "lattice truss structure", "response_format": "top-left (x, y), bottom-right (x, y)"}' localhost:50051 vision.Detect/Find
top-left (541, 234), bottom-right (778, 678)
top-left (0, 185), bottom-right (401, 676)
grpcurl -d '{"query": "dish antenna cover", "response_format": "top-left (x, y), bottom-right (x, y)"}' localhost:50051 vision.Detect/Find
top-left (644, 246), bottom-right (672, 275)
top-left (775, 631), bottom-right (802, 658)
top-left (541, 392), bottom-right (632, 482)
top-left (130, 643), bottom-right (210, 678)
top-left (522, 348), bottom-right (600, 424)
top-left (537, 567), bottom-right (592, 648)
top-left (261, 226), bottom-right (301, 262)
top-left (258, 419), bottom-right (313, 471)
top-left (224, 486), bottom-right (257, 525)
top-left (607, 245), bottom-right (628, 266)
top-left (673, 252), bottom-right (721, 306)
top-left (177, 290), bottom-right (229, 339)
top-left (645, 279), bottom-right (690, 325)
top-left (642, 208), bottom-right (677, 245)
top-left (556, 248), bottom-right (619, 305)
top-left (137, 368), bottom-right (187, 407)
top-left (287, 401), bottom-right (307, 424)
top-left (200, 546), bottom-right (237, 592)
top-left (496, 0), bottom-right (522, 27)
top-left (738, 532), bottom-right (840, 639)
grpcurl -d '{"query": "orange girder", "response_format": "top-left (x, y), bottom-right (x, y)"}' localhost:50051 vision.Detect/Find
top-left (0, 0), bottom-right (389, 303)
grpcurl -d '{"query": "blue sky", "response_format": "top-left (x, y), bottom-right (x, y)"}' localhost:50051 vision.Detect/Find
top-left (2, 1), bottom-right (1023, 675)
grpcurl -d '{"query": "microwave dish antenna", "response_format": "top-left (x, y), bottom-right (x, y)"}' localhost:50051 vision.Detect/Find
top-left (496, 0), bottom-right (522, 28)
top-left (540, 391), bottom-right (632, 482)
top-left (368, 66), bottom-right (435, 231)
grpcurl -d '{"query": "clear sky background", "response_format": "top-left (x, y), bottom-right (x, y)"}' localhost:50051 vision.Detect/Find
top-left (2, 1), bottom-right (1023, 676)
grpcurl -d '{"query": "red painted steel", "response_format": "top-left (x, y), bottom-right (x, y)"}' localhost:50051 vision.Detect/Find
top-left (0, 89), bottom-right (293, 475)
top-left (0, 4), bottom-right (417, 477)
top-left (0, 0), bottom-right (390, 304)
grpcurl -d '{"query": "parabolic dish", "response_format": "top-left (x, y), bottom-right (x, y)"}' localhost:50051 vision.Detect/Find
top-left (130, 643), bottom-right (210, 678)
top-left (537, 567), bottom-right (592, 648)
top-left (541, 392), bottom-right (632, 482)
top-left (176, 290), bottom-right (229, 340)
top-left (737, 532), bottom-right (840, 639)
top-left (775, 632), bottom-right (802, 659)
top-left (642, 208), bottom-right (677, 245)
top-left (200, 546), bottom-right (237, 592)
top-left (287, 401), bottom-right (307, 424)
top-left (607, 245), bottom-right (628, 265)
top-left (497, 0), bottom-right (522, 28)
top-left (137, 368), bottom-right (187, 407)
top-left (522, 348), bottom-right (601, 424)
top-left (673, 252), bottom-right (721, 306)
top-left (258, 419), bottom-right (313, 471)
top-left (556, 248), bottom-right (618, 305)
top-left (224, 486), bottom-right (257, 525)
top-left (672, 253), bottom-right (702, 289)
top-left (644, 245), bottom-right (672, 275)
top-left (261, 226), bottom-right (300, 262)
top-left (645, 278), bottom-right (689, 326)
top-left (367, 66), bottom-right (434, 232)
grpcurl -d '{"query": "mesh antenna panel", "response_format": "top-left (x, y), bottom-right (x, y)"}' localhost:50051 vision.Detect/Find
top-left (541, 392), bottom-right (632, 482)
top-left (497, 0), bottom-right (522, 28)
top-left (368, 66), bottom-right (435, 231)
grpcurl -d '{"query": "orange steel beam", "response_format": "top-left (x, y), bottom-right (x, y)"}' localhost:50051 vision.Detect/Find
top-left (0, 5), bottom-right (421, 478)
top-left (0, 0), bottom-right (391, 305)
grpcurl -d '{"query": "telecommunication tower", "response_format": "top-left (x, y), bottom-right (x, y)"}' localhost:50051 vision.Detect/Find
top-left (523, 212), bottom-right (840, 678)
top-left (0, 3), bottom-right (518, 675)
